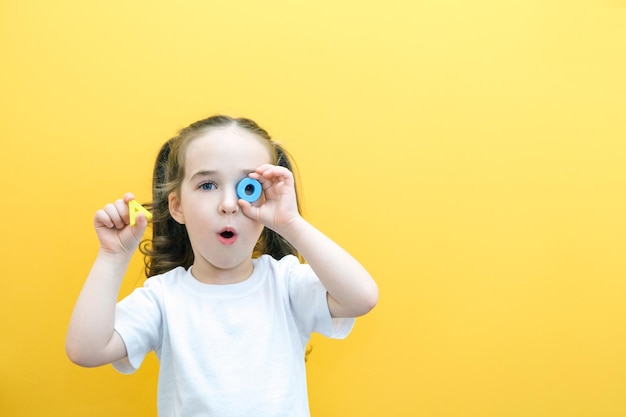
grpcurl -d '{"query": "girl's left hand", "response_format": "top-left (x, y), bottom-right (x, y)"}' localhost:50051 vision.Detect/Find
top-left (239, 164), bottom-right (301, 233)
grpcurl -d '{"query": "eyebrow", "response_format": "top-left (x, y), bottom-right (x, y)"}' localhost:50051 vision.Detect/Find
top-left (190, 170), bottom-right (217, 180)
top-left (189, 169), bottom-right (255, 181)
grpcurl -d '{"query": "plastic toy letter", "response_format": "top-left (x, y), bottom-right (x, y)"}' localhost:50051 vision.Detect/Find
top-left (129, 200), bottom-right (153, 226)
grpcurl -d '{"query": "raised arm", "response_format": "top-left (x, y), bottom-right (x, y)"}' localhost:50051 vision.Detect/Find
top-left (65, 193), bottom-right (149, 367)
top-left (281, 218), bottom-right (378, 318)
top-left (242, 165), bottom-right (378, 318)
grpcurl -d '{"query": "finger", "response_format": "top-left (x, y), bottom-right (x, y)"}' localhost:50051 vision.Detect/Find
top-left (248, 167), bottom-right (269, 184)
top-left (102, 200), bottom-right (126, 229)
top-left (132, 212), bottom-right (150, 236)
top-left (115, 198), bottom-right (133, 226)
top-left (123, 192), bottom-right (136, 204)
top-left (254, 164), bottom-right (275, 175)
top-left (238, 200), bottom-right (261, 222)
top-left (262, 166), bottom-right (293, 186)
top-left (94, 209), bottom-right (115, 228)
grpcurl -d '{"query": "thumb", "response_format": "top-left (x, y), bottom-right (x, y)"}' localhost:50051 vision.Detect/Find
top-left (117, 212), bottom-right (149, 253)
top-left (239, 199), bottom-right (261, 223)
top-left (132, 212), bottom-right (150, 237)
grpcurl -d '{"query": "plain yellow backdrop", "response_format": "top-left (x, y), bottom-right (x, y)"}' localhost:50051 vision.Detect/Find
top-left (1, 1), bottom-right (625, 416)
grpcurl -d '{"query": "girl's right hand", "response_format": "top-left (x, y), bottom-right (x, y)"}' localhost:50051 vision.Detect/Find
top-left (93, 192), bottom-right (149, 255)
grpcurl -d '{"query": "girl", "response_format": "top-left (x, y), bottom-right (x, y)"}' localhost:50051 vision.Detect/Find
top-left (66, 115), bottom-right (378, 417)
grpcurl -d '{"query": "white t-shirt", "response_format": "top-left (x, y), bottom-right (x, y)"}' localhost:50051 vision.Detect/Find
top-left (113, 254), bottom-right (355, 417)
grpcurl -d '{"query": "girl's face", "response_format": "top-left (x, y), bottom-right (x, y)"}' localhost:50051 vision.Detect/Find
top-left (168, 126), bottom-right (272, 284)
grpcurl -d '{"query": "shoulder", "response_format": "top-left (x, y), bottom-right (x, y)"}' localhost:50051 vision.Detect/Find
top-left (254, 254), bottom-right (308, 278)
top-left (118, 266), bottom-right (188, 309)
top-left (254, 254), bottom-right (300, 268)
top-left (144, 266), bottom-right (187, 286)
top-left (136, 266), bottom-right (188, 297)
top-left (254, 255), bottom-right (322, 297)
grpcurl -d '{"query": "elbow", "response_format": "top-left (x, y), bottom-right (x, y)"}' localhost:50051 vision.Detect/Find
top-left (360, 286), bottom-right (379, 316)
top-left (65, 342), bottom-right (88, 367)
top-left (329, 282), bottom-right (379, 318)
top-left (352, 283), bottom-right (379, 317)
top-left (65, 339), bottom-right (99, 368)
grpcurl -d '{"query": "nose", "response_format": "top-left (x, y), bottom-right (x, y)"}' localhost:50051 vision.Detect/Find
top-left (218, 188), bottom-right (239, 214)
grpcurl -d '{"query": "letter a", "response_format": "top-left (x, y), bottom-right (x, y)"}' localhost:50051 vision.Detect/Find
top-left (129, 199), bottom-right (153, 226)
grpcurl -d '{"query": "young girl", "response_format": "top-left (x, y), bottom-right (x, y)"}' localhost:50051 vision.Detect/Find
top-left (66, 115), bottom-right (378, 417)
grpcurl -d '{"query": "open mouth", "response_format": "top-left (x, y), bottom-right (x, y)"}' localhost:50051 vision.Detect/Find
top-left (218, 228), bottom-right (237, 245)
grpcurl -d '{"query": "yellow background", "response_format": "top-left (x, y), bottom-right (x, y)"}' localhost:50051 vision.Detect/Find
top-left (1, 1), bottom-right (625, 416)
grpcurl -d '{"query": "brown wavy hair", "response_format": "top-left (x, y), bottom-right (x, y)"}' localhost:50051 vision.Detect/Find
top-left (140, 115), bottom-right (301, 278)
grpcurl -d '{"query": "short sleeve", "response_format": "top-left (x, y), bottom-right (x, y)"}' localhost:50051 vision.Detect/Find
top-left (281, 256), bottom-right (355, 340)
top-left (112, 279), bottom-right (163, 374)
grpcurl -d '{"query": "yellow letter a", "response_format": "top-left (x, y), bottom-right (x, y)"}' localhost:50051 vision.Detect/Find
top-left (129, 199), bottom-right (153, 226)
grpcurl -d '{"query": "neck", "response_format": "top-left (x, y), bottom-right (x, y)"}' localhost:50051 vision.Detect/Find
top-left (190, 259), bottom-right (254, 285)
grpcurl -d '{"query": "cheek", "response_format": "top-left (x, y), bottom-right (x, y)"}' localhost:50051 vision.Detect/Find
top-left (183, 206), bottom-right (216, 230)
top-left (250, 220), bottom-right (265, 234)
top-left (245, 221), bottom-right (265, 241)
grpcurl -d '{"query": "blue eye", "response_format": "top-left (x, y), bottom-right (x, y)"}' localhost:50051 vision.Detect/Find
top-left (199, 182), bottom-right (217, 191)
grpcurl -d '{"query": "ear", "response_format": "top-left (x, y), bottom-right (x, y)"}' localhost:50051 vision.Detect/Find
top-left (168, 192), bottom-right (185, 224)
